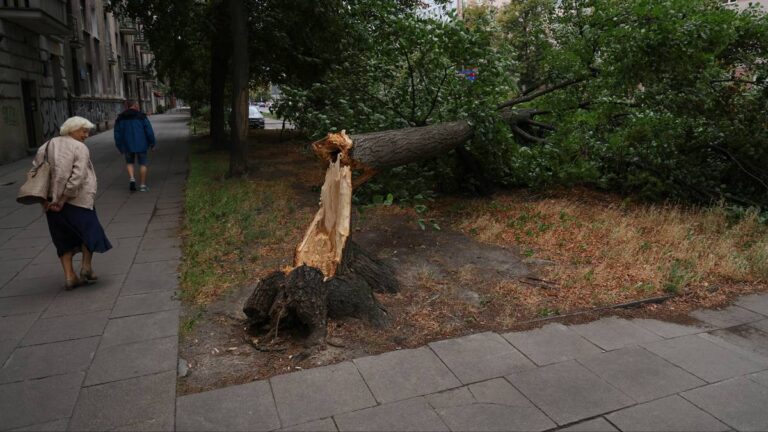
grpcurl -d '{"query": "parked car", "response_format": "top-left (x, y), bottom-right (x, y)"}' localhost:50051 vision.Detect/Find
top-left (249, 105), bottom-right (265, 129)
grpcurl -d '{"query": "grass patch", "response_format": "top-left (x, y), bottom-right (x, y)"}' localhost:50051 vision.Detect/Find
top-left (180, 141), bottom-right (310, 305)
top-left (455, 190), bottom-right (768, 313)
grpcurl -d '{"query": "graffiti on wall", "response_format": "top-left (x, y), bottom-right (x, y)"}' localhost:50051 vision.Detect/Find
top-left (70, 98), bottom-right (124, 130)
top-left (1, 106), bottom-right (20, 127)
top-left (40, 98), bottom-right (68, 139)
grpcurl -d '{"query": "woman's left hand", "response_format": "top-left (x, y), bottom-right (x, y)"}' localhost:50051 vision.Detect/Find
top-left (47, 202), bottom-right (65, 212)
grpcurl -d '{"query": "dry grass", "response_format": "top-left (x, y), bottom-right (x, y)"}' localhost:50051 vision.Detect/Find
top-left (454, 190), bottom-right (768, 316)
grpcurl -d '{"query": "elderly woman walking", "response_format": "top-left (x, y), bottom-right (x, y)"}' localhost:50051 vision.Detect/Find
top-left (33, 116), bottom-right (112, 290)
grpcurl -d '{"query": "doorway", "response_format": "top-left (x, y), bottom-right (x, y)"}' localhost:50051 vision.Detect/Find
top-left (20, 80), bottom-right (38, 149)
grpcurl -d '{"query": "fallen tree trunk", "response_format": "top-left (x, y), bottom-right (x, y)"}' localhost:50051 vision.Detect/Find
top-left (244, 110), bottom-right (544, 345)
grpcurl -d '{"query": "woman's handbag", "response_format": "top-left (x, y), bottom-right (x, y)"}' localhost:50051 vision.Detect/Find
top-left (16, 141), bottom-right (52, 205)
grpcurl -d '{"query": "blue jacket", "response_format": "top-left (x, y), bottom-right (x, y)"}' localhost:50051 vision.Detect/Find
top-left (114, 109), bottom-right (156, 153)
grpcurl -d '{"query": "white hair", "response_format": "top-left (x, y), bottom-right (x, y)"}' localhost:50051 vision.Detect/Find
top-left (59, 116), bottom-right (95, 136)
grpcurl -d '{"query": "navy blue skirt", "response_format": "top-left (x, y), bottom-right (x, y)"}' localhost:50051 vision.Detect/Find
top-left (46, 204), bottom-right (113, 257)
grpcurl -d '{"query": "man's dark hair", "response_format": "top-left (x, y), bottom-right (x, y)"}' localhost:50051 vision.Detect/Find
top-left (125, 99), bottom-right (138, 109)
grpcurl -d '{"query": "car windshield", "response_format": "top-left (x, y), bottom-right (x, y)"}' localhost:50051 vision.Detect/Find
top-left (249, 106), bottom-right (263, 118)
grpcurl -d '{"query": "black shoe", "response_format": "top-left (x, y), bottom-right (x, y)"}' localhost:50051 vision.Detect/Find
top-left (129, 180), bottom-right (137, 191)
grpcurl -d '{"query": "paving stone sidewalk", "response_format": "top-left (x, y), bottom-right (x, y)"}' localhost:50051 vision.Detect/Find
top-left (0, 111), bottom-right (189, 431)
top-left (176, 295), bottom-right (768, 432)
top-left (2, 110), bottom-right (768, 431)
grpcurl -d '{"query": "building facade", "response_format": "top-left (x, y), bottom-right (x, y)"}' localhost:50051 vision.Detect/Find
top-left (0, 0), bottom-right (161, 164)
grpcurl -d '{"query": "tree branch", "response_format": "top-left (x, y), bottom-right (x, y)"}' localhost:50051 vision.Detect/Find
top-left (709, 144), bottom-right (768, 192)
top-left (511, 125), bottom-right (548, 144)
top-left (496, 76), bottom-right (589, 110)
top-left (525, 119), bottom-right (556, 131)
top-left (420, 67), bottom-right (451, 125)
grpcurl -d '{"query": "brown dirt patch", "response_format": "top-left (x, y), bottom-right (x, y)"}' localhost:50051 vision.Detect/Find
top-left (178, 132), bottom-right (768, 395)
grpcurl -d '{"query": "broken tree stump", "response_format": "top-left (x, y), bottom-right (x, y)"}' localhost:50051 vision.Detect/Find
top-left (244, 118), bottom-right (516, 345)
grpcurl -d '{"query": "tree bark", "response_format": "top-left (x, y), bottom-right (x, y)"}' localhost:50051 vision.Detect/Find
top-left (228, 0), bottom-right (249, 176)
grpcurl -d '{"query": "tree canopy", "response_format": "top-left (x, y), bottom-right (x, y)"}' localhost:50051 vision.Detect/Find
top-left (110, 0), bottom-right (768, 209)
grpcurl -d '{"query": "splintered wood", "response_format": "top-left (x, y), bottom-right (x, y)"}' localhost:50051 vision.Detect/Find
top-left (294, 157), bottom-right (352, 278)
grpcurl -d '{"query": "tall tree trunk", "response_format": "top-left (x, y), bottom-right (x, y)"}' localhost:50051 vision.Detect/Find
top-left (209, 1), bottom-right (230, 150)
top-left (228, 0), bottom-right (249, 176)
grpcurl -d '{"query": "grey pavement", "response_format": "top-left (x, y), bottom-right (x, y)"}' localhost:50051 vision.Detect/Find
top-left (3, 111), bottom-right (768, 431)
top-left (0, 111), bottom-right (188, 431)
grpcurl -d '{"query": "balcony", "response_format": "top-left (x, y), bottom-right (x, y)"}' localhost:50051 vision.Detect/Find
top-left (119, 18), bottom-right (138, 35)
top-left (67, 14), bottom-right (84, 47)
top-left (134, 31), bottom-right (148, 46)
top-left (0, 0), bottom-right (68, 35)
top-left (106, 45), bottom-right (117, 65)
top-left (122, 57), bottom-right (143, 74)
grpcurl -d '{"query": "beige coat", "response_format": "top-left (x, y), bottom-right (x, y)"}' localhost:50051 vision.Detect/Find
top-left (32, 136), bottom-right (97, 210)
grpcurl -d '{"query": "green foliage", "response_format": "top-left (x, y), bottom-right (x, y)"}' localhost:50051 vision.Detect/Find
top-left (277, 0), bottom-right (768, 210)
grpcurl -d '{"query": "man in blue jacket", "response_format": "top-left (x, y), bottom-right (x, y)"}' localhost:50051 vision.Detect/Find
top-left (114, 100), bottom-right (156, 192)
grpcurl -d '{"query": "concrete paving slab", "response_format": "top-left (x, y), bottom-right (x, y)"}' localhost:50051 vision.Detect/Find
top-left (176, 380), bottom-right (279, 431)
top-left (110, 290), bottom-right (179, 318)
top-left (139, 236), bottom-right (182, 251)
top-left (14, 262), bottom-right (63, 280)
top-left (10, 418), bottom-right (70, 431)
top-left (425, 387), bottom-right (475, 409)
top-left (682, 377), bottom-right (768, 432)
top-left (0, 339), bottom-right (16, 367)
top-left (0, 228), bottom-right (19, 246)
top-left (436, 401), bottom-right (555, 431)
top-left (0, 235), bottom-right (49, 250)
top-left (631, 318), bottom-right (713, 338)
top-left (109, 415), bottom-right (175, 432)
top-left (0, 293), bottom-right (55, 317)
top-left (752, 319), bottom-right (768, 333)
top-left (21, 310), bottom-right (110, 346)
top-left (0, 275), bottom-right (62, 297)
top-left (467, 377), bottom-right (536, 406)
top-left (748, 370), bottom-right (768, 387)
top-left (0, 336), bottom-right (99, 383)
top-left (0, 313), bottom-right (38, 341)
top-left (270, 361), bottom-right (376, 426)
top-left (709, 325), bottom-right (768, 357)
top-left (0, 207), bottom-right (42, 229)
top-left (691, 305), bottom-right (764, 328)
top-left (559, 417), bottom-right (618, 431)
top-left (105, 222), bottom-right (148, 239)
top-left (85, 335), bottom-right (177, 385)
top-left (569, 317), bottom-right (662, 351)
top-left (127, 260), bottom-right (179, 276)
top-left (354, 347), bottom-right (461, 403)
top-left (133, 247), bottom-right (182, 264)
top-left (0, 246), bottom-right (45, 261)
top-left (110, 212), bottom-right (153, 225)
top-left (606, 395), bottom-right (729, 431)
top-left (0, 372), bottom-right (84, 430)
top-left (335, 397), bottom-right (448, 432)
top-left (69, 371), bottom-right (176, 431)
top-left (91, 252), bottom-right (136, 276)
top-left (42, 279), bottom-right (123, 318)
top-left (502, 323), bottom-right (602, 366)
top-left (121, 272), bottom-right (179, 295)
top-left (429, 332), bottom-right (534, 384)
top-left (644, 334), bottom-right (768, 382)
top-left (117, 203), bottom-right (157, 215)
top-left (577, 346), bottom-right (704, 402)
top-left (736, 294), bottom-right (768, 316)
top-left (279, 418), bottom-right (337, 432)
top-left (507, 360), bottom-right (634, 425)
top-left (0, 259), bottom-right (31, 280)
top-left (101, 309), bottom-right (179, 348)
